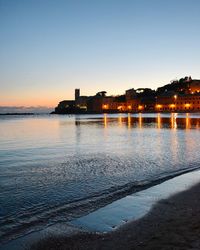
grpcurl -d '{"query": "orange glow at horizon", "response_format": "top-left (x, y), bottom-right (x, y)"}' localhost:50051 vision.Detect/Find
top-left (0, 96), bottom-right (63, 108)
top-left (0, 101), bottom-right (56, 108)
top-left (0, 88), bottom-right (75, 108)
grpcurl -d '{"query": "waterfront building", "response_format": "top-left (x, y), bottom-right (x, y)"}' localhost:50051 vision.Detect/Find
top-left (189, 80), bottom-right (200, 93)
top-left (75, 88), bottom-right (80, 101)
top-left (54, 100), bottom-right (76, 113)
top-left (156, 93), bottom-right (200, 112)
top-left (53, 77), bottom-right (200, 114)
top-left (155, 78), bottom-right (200, 112)
top-left (125, 88), bottom-right (137, 101)
top-left (87, 92), bottom-right (106, 113)
top-left (54, 89), bottom-right (89, 113)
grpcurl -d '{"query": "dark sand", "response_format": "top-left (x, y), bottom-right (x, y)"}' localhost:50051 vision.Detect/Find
top-left (30, 182), bottom-right (200, 250)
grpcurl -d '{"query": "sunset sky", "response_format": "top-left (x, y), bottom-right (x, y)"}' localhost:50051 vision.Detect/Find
top-left (1, 0), bottom-right (200, 110)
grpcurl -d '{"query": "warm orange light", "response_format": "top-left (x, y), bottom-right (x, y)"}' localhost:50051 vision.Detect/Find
top-left (170, 104), bottom-right (175, 108)
top-left (186, 115), bottom-right (190, 129)
top-left (103, 104), bottom-right (108, 109)
top-left (118, 114), bottom-right (122, 126)
top-left (171, 113), bottom-right (177, 129)
top-left (128, 113), bottom-right (131, 128)
top-left (185, 103), bottom-right (190, 107)
top-left (139, 113), bottom-right (142, 128)
top-left (118, 106), bottom-right (122, 110)
top-left (128, 105), bottom-right (132, 109)
top-left (156, 104), bottom-right (162, 108)
top-left (174, 95), bottom-right (177, 99)
top-left (138, 105), bottom-right (143, 110)
top-left (157, 113), bottom-right (161, 129)
top-left (103, 113), bottom-right (107, 128)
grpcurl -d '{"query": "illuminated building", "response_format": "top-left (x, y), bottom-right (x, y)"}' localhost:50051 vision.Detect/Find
top-left (156, 93), bottom-right (200, 112)
top-left (53, 76), bottom-right (200, 114)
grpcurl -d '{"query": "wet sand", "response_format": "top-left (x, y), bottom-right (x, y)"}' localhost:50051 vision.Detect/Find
top-left (29, 181), bottom-right (200, 250)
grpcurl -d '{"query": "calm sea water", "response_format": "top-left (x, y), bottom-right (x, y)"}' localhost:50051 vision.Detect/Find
top-left (0, 113), bottom-right (200, 243)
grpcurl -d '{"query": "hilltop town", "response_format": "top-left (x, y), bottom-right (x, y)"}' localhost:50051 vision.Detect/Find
top-left (53, 77), bottom-right (200, 114)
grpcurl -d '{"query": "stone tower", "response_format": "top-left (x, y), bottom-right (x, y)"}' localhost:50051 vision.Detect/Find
top-left (75, 89), bottom-right (80, 101)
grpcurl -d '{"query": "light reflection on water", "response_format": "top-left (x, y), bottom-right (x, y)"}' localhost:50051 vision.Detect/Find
top-left (0, 113), bottom-right (200, 243)
top-left (100, 112), bottom-right (199, 130)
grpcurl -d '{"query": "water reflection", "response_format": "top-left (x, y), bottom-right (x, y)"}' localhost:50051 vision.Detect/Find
top-left (171, 113), bottom-right (177, 130)
top-left (1, 113), bottom-right (200, 243)
top-left (157, 113), bottom-right (161, 129)
top-left (73, 114), bottom-right (200, 130)
top-left (118, 114), bottom-right (123, 127)
top-left (186, 113), bottom-right (191, 130)
top-left (128, 113), bottom-right (131, 129)
top-left (103, 113), bottom-right (107, 128)
top-left (139, 113), bottom-right (142, 129)
top-left (75, 117), bottom-right (81, 144)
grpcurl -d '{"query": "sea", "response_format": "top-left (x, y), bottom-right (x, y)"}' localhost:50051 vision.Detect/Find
top-left (0, 113), bottom-right (200, 244)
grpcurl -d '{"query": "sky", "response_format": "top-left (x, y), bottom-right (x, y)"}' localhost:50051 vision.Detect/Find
top-left (1, 0), bottom-right (200, 111)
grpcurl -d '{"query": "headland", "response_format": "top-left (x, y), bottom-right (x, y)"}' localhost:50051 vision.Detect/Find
top-left (53, 76), bottom-right (200, 114)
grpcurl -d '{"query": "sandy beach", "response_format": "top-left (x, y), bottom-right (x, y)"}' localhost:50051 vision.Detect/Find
top-left (29, 181), bottom-right (200, 250)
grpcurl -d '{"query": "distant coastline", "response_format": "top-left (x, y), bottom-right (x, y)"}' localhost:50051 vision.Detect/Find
top-left (0, 113), bottom-right (35, 116)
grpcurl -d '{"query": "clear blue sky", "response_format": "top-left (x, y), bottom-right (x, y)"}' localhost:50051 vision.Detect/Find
top-left (1, 0), bottom-right (200, 107)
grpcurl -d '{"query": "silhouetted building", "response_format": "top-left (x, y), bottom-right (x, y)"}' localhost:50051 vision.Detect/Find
top-left (156, 93), bottom-right (200, 112)
top-left (189, 80), bottom-right (200, 93)
top-left (55, 100), bottom-right (76, 114)
top-left (87, 91), bottom-right (108, 113)
top-left (75, 89), bottom-right (80, 101)
top-left (125, 89), bottom-right (136, 101)
top-left (53, 76), bottom-right (200, 114)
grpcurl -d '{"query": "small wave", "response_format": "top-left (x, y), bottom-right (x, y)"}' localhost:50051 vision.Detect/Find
top-left (1, 164), bottom-right (199, 245)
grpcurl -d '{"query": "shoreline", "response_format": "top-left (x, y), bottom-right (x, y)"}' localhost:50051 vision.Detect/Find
top-left (29, 180), bottom-right (200, 250)
top-left (1, 111), bottom-right (200, 116)
top-left (51, 111), bottom-right (200, 115)
top-left (24, 170), bottom-right (200, 250)
top-left (1, 167), bottom-right (200, 250)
